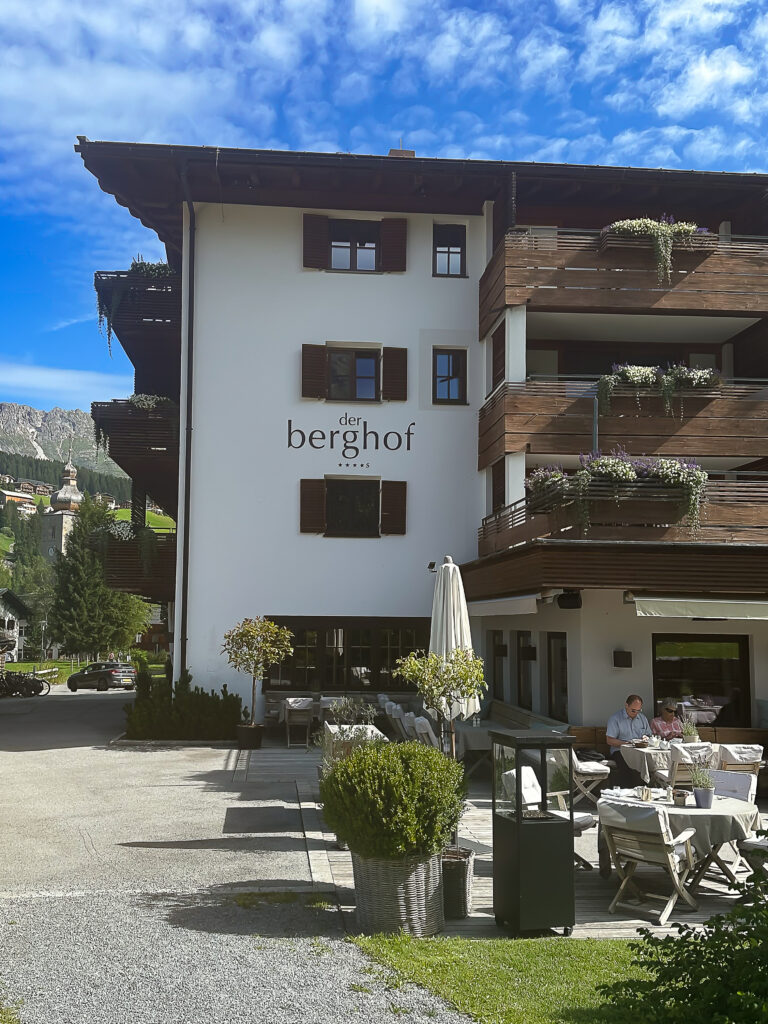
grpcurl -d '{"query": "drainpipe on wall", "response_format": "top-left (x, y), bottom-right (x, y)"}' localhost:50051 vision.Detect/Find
top-left (178, 162), bottom-right (196, 674)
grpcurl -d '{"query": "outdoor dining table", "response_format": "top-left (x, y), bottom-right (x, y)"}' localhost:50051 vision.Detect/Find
top-left (620, 742), bottom-right (720, 783)
top-left (597, 791), bottom-right (761, 891)
top-left (453, 718), bottom-right (493, 760)
top-left (278, 696), bottom-right (336, 722)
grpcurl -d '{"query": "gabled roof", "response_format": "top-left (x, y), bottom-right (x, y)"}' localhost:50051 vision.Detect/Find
top-left (0, 589), bottom-right (32, 619)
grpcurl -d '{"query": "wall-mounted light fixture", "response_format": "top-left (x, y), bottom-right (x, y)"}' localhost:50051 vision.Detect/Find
top-left (613, 650), bottom-right (633, 668)
top-left (427, 561), bottom-right (437, 573)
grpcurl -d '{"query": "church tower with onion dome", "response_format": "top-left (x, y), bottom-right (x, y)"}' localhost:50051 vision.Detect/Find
top-left (40, 450), bottom-right (83, 562)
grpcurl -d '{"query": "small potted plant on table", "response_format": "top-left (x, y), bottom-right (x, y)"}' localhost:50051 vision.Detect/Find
top-left (221, 617), bottom-right (293, 749)
top-left (319, 741), bottom-right (465, 935)
top-left (681, 713), bottom-right (700, 744)
top-left (689, 762), bottom-right (715, 808)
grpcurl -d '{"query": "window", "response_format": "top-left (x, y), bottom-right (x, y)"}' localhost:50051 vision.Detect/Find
top-left (652, 633), bottom-right (750, 726)
top-left (328, 349), bottom-right (380, 401)
top-left (515, 631), bottom-right (533, 710)
top-left (547, 632), bottom-right (568, 722)
top-left (489, 629), bottom-right (506, 701)
top-left (330, 219), bottom-right (380, 271)
top-left (276, 620), bottom-right (430, 692)
top-left (325, 479), bottom-right (381, 537)
top-left (300, 478), bottom-right (406, 536)
top-left (433, 224), bottom-right (466, 277)
top-left (432, 349), bottom-right (467, 404)
top-left (302, 345), bottom-right (407, 401)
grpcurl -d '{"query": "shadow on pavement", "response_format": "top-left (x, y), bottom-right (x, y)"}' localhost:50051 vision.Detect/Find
top-left (135, 886), bottom-right (344, 938)
top-left (119, 836), bottom-right (307, 852)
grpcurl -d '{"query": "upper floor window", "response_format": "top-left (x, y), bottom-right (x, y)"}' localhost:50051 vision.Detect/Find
top-left (303, 214), bottom-right (407, 273)
top-left (300, 478), bottom-right (407, 537)
top-left (432, 348), bottom-right (467, 404)
top-left (302, 345), bottom-right (407, 401)
top-left (330, 219), bottom-right (380, 272)
top-left (328, 349), bottom-right (380, 401)
top-left (433, 224), bottom-right (466, 277)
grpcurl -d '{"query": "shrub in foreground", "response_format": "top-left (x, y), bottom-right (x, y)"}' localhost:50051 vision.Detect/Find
top-left (125, 670), bottom-right (245, 740)
top-left (600, 840), bottom-right (768, 1024)
top-left (319, 741), bottom-right (465, 860)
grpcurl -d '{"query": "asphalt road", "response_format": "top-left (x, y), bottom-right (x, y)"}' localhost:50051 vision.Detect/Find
top-left (0, 686), bottom-right (132, 751)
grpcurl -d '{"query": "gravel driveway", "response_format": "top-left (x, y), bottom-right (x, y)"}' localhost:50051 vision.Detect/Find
top-left (0, 692), bottom-right (471, 1024)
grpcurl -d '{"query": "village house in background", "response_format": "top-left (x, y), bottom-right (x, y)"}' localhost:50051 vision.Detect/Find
top-left (77, 139), bottom-right (768, 730)
top-left (0, 589), bottom-right (31, 663)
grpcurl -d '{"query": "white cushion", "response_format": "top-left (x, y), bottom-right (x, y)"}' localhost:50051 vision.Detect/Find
top-left (719, 743), bottom-right (763, 764)
top-left (575, 761), bottom-right (611, 777)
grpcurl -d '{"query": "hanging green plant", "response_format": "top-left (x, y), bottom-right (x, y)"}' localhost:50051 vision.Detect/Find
top-left (96, 519), bottom-right (160, 573)
top-left (606, 216), bottom-right (702, 284)
top-left (95, 255), bottom-right (173, 353)
top-left (659, 364), bottom-right (722, 417)
top-left (524, 465), bottom-right (570, 509)
top-left (596, 363), bottom-right (661, 413)
top-left (128, 393), bottom-right (178, 412)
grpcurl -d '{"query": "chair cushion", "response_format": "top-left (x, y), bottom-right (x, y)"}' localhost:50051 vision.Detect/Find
top-left (551, 809), bottom-right (595, 831)
top-left (575, 761), bottom-right (611, 777)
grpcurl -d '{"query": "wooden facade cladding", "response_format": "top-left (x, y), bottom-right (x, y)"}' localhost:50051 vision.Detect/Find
top-left (91, 400), bottom-right (180, 519)
top-left (94, 271), bottom-right (182, 401)
top-left (478, 231), bottom-right (768, 337)
top-left (101, 531), bottom-right (176, 603)
top-left (478, 380), bottom-right (768, 466)
top-left (477, 479), bottom-right (768, 557)
top-left (461, 540), bottom-right (768, 602)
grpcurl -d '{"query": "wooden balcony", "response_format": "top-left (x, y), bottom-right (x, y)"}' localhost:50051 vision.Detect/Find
top-left (478, 377), bottom-right (768, 467)
top-left (94, 270), bottom-right (181, 399)
top-left (479, 230), bottom-right (768, 337)
top-left (102, 530), bottom-right (176, 603)
top-left (91, 400), bottom-right (179, 519)
top-left (478, 478), bottom-right (768, 557)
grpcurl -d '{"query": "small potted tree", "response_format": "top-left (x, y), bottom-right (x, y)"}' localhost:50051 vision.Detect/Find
top-left (394, 648), bottom-right (486, 919)
top-left (319, 741), bottom-right (464, 935)
top-left (221, 617), bottom-right (293, 749)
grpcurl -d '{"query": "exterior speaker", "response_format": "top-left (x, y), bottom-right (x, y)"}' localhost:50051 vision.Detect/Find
top-left (557, 591), bottom-right (582, 609)
top-left (613, 650), bottom-right (633, 668)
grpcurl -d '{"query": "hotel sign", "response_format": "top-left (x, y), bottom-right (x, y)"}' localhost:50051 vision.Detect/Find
top-left (288, 413), bottom-right (415, 460)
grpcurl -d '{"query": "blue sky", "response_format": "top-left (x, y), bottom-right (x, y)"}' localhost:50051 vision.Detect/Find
top-left (1, 0), bottom-right (767, 411)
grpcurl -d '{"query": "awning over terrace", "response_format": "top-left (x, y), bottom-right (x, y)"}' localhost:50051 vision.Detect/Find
top-left (633, 595), bottom-right (768, 620)
top-left (467, 594), bottom-right (540, 617)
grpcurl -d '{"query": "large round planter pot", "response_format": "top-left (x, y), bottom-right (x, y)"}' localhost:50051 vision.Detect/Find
top-left (442, 847), bottom-right (475, 920)
top-left (693, 787), bottom-right (714, 809)
top-left (351, 851), bottom-right (444, 936)
top-left (236, 723), bottom-right (264, 750)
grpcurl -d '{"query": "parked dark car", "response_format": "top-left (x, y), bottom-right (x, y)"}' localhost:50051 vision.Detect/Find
top-left (67, 662), bottom-right (136, 692)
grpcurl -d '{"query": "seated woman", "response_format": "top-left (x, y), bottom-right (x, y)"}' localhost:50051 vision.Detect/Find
top-left (651, 699), bottom-right (683, 739)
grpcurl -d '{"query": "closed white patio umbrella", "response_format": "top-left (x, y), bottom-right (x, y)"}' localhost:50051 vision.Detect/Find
top-left (429, 555), bottom-right (481, 724)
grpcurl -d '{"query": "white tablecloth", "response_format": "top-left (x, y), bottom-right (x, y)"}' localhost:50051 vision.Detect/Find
top-left (453, 719), bottom-right (492, 760)
top-left (620, 743), bottom-right (720, 783)
top-left (598, 794), bottom-right (760, 858)
top-left (322, 722), bottom-right (387, 761)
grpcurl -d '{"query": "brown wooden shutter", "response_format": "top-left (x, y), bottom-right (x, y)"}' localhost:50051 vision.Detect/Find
top-left (380, 218), bottom-right (407, 272)
top-left (380, 480), bottom-right (407, 535)
top-left (303, 214), bottom-right (329, 269)
top-left (381, 347), bottom-right (408, 401)
top-left (491, 459), bottom-right (506, 512)
top-left (300, 479), bottom-right (326, 533)
top-left (301, 345), bottom-right (327, 398)
top-left (492, 323), bottom-right (505, 390)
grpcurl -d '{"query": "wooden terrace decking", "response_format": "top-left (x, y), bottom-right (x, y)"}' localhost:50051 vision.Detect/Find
top-left (239, 743), bottom-right (763, 940)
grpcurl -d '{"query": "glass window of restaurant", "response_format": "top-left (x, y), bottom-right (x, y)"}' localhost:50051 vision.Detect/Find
top-left (515, 630), bottom-right (533, 710)
top-left (547, 632), bottom-right (568, 722)
top-left (652, 633), bottom-right (750, 726)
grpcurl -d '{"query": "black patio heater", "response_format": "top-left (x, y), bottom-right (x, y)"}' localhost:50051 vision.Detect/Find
top-left (490, 730), bottom-right (576, 936)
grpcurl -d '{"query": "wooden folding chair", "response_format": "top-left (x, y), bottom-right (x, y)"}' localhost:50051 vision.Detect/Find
top-left (654, 742), bottom-right (715, 787)
top-left (599, 799), bottom-right (697, 925)
top-left (284, 697), bottom-right (314, 748)
top-left (413, 715), bottom-right (441, 748)
top-left (718, 743), bottom-right (764, 776)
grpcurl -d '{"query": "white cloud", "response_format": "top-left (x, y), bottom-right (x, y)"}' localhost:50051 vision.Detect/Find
top-left (655, 45), bottom-right (755, 119)
top-left (0, 362), bottom-right (133, 408)
top-left (517, 28), bottom-right (571, 92)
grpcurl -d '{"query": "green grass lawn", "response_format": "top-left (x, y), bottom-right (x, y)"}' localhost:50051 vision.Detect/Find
top-left (113, 508), bottom-right (175, 530)
top-left (354, 935), bottom-right (643, 1024)
top-left (0, 532), bottom-right (12, 558)
top-left (4, 659), bottom-right (81, 685)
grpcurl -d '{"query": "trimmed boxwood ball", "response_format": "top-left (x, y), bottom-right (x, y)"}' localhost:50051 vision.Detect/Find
top-left (319, 741), bottom-right (465, 860)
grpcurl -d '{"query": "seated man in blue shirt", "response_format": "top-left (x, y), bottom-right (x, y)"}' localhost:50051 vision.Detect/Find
top-left (605, 694), bottom-right (651, 788)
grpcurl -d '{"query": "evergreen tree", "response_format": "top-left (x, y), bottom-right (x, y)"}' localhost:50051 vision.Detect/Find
top-left (48, 495), bottom-right (149, 655)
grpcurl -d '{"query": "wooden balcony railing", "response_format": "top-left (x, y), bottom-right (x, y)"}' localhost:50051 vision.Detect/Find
top-left (102, 529), bottom-right (176, 603)
top-left (479, 229), bottom-right (768, 336)
top-left (478, 376), bottom-right (768, 466)
top-left (91, 400), bottom-right (180, 519)
top-left (478, 477), bottom-right (768, 557)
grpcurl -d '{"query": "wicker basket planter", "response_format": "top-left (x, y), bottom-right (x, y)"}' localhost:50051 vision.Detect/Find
top-left (442, 846), bottom-right (475, 919)
top-left (351, 851), bottom-right (444, 936)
